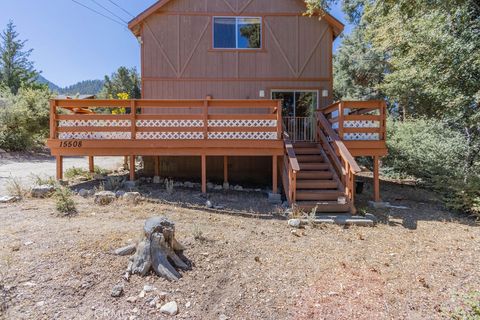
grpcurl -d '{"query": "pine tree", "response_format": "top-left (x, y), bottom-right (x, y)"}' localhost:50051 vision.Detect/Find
top-left (0, 21), bottom-right (38, 94)
top-left (100, 66), bottom-right (141, 99)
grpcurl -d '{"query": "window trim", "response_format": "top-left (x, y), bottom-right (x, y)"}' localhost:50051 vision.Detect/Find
top-left (212, 16), bottom-right (263, 50)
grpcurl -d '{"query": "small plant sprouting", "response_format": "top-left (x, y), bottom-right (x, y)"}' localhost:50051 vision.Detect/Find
top-left (54, 187), bottom-right (77, 216)
top-left (307, 206), bottom-right (318, 227)
top-left (31, 174), bottom-right (56, 186)
top-left (192, 224), bottom-right (205, 241)
top-left (164, 178), bottom-right (174, 194)
top-left (6, 177), bottom-right (29, 199)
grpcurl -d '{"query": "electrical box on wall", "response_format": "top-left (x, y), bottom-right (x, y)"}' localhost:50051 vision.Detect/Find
top-left (259, 90), bottom-right (265, 98)
top-left (322, 89), bottom-right (329, 97)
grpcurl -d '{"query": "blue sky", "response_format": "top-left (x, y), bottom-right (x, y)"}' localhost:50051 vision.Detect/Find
top-left (0, 0), bottom-right (352, 87)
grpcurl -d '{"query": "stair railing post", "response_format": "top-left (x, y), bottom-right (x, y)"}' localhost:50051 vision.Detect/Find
top-left (338, 101), bottom-right (344, 140)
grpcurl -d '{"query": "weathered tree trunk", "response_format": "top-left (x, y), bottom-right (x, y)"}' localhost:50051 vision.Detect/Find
top-left (126, 217), bottom-right (191, 281)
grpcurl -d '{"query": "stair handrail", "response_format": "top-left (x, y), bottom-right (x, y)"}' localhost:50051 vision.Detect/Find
top-left (282, 132), bottom-right (300, 203)
top-left (316, 111), bottom-right (361, 213)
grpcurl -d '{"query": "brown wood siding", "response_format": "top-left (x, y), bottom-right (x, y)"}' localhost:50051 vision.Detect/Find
top-left (141, 0), bottom-right (334, 106)
top-left (140, 0), bottom-right (335, 183)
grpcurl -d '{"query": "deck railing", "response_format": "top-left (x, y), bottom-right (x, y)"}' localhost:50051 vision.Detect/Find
top-left (320, 100), bottom-right (386, 141)
top-left (50, 99), bottom-right (282, 141)
top-left (282, 132), bottom-right (300, 203)
top-left (316, 111), bottom-right (361, 213)
top-left (282, 116), bottom-right (316, 142)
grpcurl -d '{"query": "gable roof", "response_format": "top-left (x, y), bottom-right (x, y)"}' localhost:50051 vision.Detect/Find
top-left (128, 0), bottom-right (344, 38)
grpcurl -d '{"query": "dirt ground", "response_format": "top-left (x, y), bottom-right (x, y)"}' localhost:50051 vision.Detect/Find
top-left (0, 177), bottom-right (479, 320)
top-left (0, 152), bottom-right (123, 194)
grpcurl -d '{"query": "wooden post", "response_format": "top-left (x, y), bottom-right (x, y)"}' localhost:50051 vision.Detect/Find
top-left (131, 100), bottom-right (137, 140)
top-left (338, 101), bottom-right (344, 139)
top-left (276, 100), bottom-right (282, 139)
top-left (201, 155), bottom-right (207, 194)
top-left (124, 156), bottom-right (129, 170)
top-left (272, 155), bottom-right (278, 194)
top-left (130, 155), bottom-right (136, 181)
top-left (203, 99), bottom-right (209, 140)
top-left (88, 156), bottom-right (94, 173)
top-left (49, 100), bottom-right (56, 139)
top-left (56, 156), bottom-right (63, 180)
top-left (373, 156), bottom-right (380, 202)
top-left (154, 156), bottom-right (160, 177)
top-left (223, 156), bottom-right (228, 184)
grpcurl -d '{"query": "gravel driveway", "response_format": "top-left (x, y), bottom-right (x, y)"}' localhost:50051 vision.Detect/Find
top-left (0, 153), bottom-right (124, 194)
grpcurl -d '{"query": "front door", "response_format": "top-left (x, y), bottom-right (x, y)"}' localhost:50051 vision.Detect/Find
top-left (272, 90), bottom-right (318, 142)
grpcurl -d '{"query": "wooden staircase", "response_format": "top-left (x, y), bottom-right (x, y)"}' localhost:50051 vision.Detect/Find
top-left (293, 142), bottom-right (351, 213)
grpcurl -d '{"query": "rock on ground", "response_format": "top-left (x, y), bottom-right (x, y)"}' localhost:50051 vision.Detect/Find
top-left (0, 195), bottom-right (19, 203)
top-left (31, 185), bottom-right (55, 198)
top-left (94, 191), bottom-right (116, 205)
top-left (160, 301), bottom-right (178, 316)
top-left (288, 219), bottom-right (302, 228)
top-left (111, 284), bottom-right (124, 297)
top-left (122, 192), bottom-right (141, 204)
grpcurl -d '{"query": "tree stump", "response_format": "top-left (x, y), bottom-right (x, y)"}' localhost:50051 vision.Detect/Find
top-left (126, 217), bottom-right (191, 281)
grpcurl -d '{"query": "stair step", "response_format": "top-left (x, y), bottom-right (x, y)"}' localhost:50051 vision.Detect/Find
top-left (296, 179), bottom-right (338, 189)
top-left (297, 155), bottom-right (324, 163)
top-left (297, 171), bottom-right (333, 180)
top-left (296, 201), bottom-right (351, 213)
top-left (293, 142), bottom-right (317, 148)
top-left (299, 163), bottom-right (330, 171)
top-left (294, 147), bottom-right (321, 155)
top-left (296, 190), bottom-right (344, 201)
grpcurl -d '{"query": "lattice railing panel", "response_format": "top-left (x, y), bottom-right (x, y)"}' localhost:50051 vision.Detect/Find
top-left (136, 132), bottom-right (204, 140)
top-left (58, 120), bottom-right (131, 127)
top-left (137, 120), bottom-right (203, 127)
top-left (208, 120), bottom-right (277, 127)
top-left (208, 132), bottom-right (277, 140)
top-left (58, 132), bottom-right (131, 140)
top-left (344, 120), bottom-right (379, 128)
top-left (343, 133), bottom-right (380, 141)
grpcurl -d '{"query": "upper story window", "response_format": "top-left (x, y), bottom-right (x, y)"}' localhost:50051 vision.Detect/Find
top-left (213, 17), bottom-right (262, 49)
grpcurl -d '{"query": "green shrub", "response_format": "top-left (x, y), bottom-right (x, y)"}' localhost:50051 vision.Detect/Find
top-left (64, 167), bottom-right (91, 180)
top-left (447, 291), bottom-right (480, 320)
top-left (384, 117), bottom-right (480, 218)
top-left (0, 87), bottom-right (53, 151)
top-left (54, 187), bottom-right (76, 216)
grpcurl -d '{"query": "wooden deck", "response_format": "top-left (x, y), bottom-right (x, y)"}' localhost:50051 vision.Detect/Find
top-left (47, 98), bottom-right (387, 211)
top-left (46, 98), bottom-right (283, 193)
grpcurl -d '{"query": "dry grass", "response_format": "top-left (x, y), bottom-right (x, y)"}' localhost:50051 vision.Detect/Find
top-left (0, 180), bottom-right (478, 319)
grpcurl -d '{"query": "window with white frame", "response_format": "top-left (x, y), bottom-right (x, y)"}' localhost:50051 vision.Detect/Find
top-left (213, 17), bottom-right (262, 49)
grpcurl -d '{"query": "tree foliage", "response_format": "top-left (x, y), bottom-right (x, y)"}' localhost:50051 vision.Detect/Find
top-left (0, 86), bottom-right (54, 151)
top-left (319, 0), bottom-right (480, 215)
top-left (0, 21), bottom-right (38, 94)
top-left (99, 66), bottom-right (141, 99)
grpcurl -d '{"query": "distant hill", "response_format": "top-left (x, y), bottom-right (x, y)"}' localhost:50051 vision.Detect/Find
top-left (37, 75), bottom-right (61, 92)
top-left (36, 75), bottom-right (104, 96)
top-left (60, 80), bottom-right (104, 96)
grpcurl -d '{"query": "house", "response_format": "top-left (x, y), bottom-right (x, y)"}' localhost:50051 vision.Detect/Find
top-left (46, 0), bottom-right (387, 214)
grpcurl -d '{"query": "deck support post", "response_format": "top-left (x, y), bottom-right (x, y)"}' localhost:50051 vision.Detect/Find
top-left (56, 156), bottom-right (63, 181)
top-left (201, 155), bottom-right (207, 194)
top-left (154, 156), bottom-right (160, 177)
top-left (88, 156), bottom-right (94, 173)
top-left (272, 155), bottom-right (278, 194)
top-left (373, 155), bottom-right (380, 202)
top-left (129, 155), bottom-right (136, 181)
top-left (223, 156), bottom-right (228, 184)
